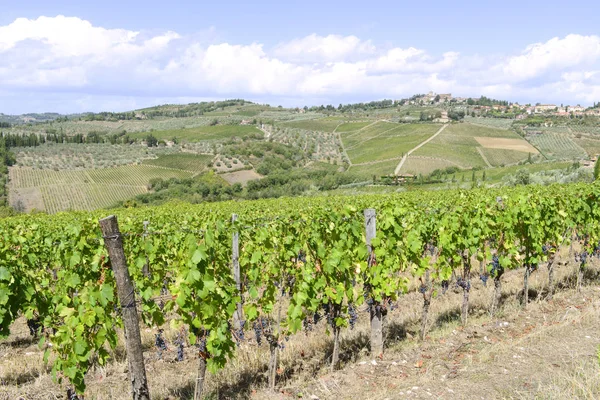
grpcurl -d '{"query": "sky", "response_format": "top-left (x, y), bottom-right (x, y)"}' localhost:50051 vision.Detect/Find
top-left (1, 0), bottom-right (600, 114)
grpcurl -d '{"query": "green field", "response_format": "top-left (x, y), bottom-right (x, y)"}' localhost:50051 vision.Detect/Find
top-left (527, 132), bottom-right (588, 160)
top-left (573, 137), bottom-right (600, 157)
top-left (346, 124), bottom-right (440, 164)
top-left (479, 148), bottom-right (531, 167)
top-left (335, 121), bottom-right (372, 133)
top-left (348, 159), bottom-right (400, 179)
top-left (129, 125), bottom-right (262, 142)
top-left (279, 117), bottom-right (344, 132)
top-left (341, 121), bottom-right (400, 148)
top-left (398, 156), bottom-right (459, 175)
top-left (410, 123), bottom-right (529, 170)
top-left (9, 165), bottom-right (194, 213)
top-left (142, 153), bottom-right (214, 172)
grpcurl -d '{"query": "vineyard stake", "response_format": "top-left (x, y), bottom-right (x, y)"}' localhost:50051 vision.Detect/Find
top-left (99, 215), bottom-right (151, 400)
top-left (364, 208), bottom-right (383, 357)
top-left (231, 214), bottom-right (243, 331)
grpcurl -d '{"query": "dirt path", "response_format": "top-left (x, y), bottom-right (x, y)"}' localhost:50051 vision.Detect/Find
top-left (336, 131), bottom-right (352, 166)
top-left (477, 147), bottom-right (493, 168)
top-left (394, 124), bottom-right (448, 175)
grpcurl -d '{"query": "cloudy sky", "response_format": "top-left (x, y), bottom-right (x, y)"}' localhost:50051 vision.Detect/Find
top-left (1, 0), bottom-right (600, 114)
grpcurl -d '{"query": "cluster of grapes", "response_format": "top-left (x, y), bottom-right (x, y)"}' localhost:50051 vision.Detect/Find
top-left (174, 332), bottom-right (185, 362)
top-left (441, 280), bottom-right (449, 294)
top-left (234, 320), bottom-right (246, 344)
top-left (158, 299), bottom-right (165, 311)
top-left (196, 335), bottom-right (207, 353)
top-left (479, 274), bottom-right (489, 287)
top-left (155, 329), bottom-right (167, 359)
top-left (490, 254), bottom-right (502, 277)
top-left (456, 277), bottom-right (471, 291)
top-left (427, 243), bottom-right (436, 256)
top-left (542, 244), bottom-right (550, 254)
top-left (575, 250), bottom-right (589, 265)
top-left (387, 298), bottom-right (398, 311)
top-left (160, 280), bottom-right (169, 296)
top-left (253, 317), bottom-right (270, 345)
top-left (297, 250), bottom-right (307, 263)
top-left (348, 304), bottom-right (358, 330)
top-left (67, 388), bottom-right (80, 400)
top-left (418, 283), bottom-right (428, 294)
top-left (26, 318), bottom-right (41, 337)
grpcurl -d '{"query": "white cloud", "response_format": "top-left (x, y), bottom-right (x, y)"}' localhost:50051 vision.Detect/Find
top-left (1, 16), bottom-right (600, 113)
top-left (502, 34), bottom-right (600, 81)
top-left (273, 34), bottom-right (375, 62)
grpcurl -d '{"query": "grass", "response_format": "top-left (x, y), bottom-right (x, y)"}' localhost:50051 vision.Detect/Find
top-left (142, 153), bottom-right (214, 172)
top-left (340, 121), bottom-right (400, 148)
top-left (128, 125), bottom-right (262, 142)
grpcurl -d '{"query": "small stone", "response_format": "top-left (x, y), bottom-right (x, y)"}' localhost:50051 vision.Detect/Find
top-left (412, 386), bottom-right (419, 390)
top-left (359, 361), bottom-right (367, 365)
top-left (371, 360), bottom-right (377, 365)
top-left (310, 395), bottom-right (320, 400)
top-left (392, 361), bottom-right (398, 366)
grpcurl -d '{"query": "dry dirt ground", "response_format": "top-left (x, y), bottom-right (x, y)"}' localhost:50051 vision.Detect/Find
top-left (220, 170), bottom-right (263, 186)
top-left (2, 248), bottom-right (600, 400)
top-left (474, 137), bottom-right (539, 154)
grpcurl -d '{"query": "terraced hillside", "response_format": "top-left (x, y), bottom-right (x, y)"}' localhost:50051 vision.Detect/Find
top-left (8, 165), bottom-right (194, 213)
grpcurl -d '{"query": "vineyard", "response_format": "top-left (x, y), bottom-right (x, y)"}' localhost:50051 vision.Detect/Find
top-left (1, 183), bottom-right (600, 399)
top-left (463, 116), bottom-right (514, 130)
top-left (526, 131), bottom-right (588, 160)
top-left (8, 165), bottom-right (194, 213)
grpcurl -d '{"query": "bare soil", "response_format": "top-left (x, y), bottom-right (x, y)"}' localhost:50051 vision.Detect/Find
top-left (220, 170), bottom-right (263, 186)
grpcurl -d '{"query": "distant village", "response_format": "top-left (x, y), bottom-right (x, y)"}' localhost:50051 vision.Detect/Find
top-left (403, 91), bottom-right (600, 118)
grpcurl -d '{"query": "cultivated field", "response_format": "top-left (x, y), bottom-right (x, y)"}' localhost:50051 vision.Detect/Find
top-left (13, 143), bottom-right (181, 170)
top-left (397, 156), bottom-right (461, 175)
top-left (344, 123), bottom-right (440, 164)
top-left (8, 165), bottom-right (193, 213)
top-left (463, 115), bottom-right (515, 129)
top-left (478, 148), bottom-right (532, 167)
top-left (408, 123), bottom-right (535, 172)
top-left (279, 117), bottom-right (344, 132)
top-left (142, 153), bottom-right (213, 172)
top-left (526, 132), bottom-right (588, 160)
top-left (128, 125), bottom-right (262, 142)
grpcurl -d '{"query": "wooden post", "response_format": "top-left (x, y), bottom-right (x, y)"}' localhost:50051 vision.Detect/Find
top-left (99, 215), bottom-right (150, 400)
top-left (142, 221), bottom-right (150, 278)
top-left (364, 208), bottom-right (383, 357)
top-left (231, 214), bottom-right (243, 331)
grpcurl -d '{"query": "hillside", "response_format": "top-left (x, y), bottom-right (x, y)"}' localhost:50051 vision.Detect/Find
top-left (1, 99), bottom-right (598, 213)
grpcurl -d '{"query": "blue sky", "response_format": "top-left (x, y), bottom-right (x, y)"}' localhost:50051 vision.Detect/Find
top-left (1, 0), bottom-right (600, 113)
